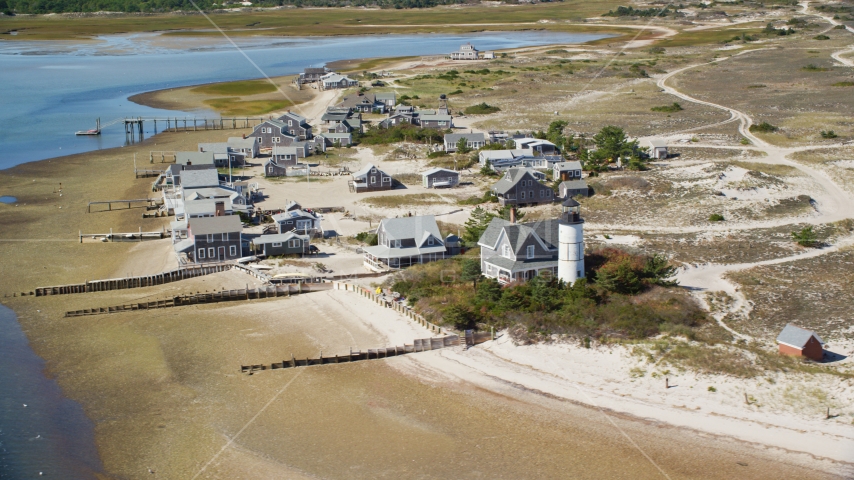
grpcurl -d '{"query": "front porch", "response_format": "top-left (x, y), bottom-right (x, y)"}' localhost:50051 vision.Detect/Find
top-left (363, 251), bottom-right (446, 272)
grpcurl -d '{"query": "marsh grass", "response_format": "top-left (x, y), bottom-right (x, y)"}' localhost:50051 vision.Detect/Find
top-left (192, 80), bottom-right (277, 96)
top-left (359, 193), bottom-right (445, 207)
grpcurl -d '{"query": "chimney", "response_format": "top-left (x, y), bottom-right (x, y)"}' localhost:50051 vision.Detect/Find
top-left (242, 133), bottom-right (246, 139)
top-left (509, 206), bottom-right (516, 224)
top-left (215, 201), bottom-right (225, 217)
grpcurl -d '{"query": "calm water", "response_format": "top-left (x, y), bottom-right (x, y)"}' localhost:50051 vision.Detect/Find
top-left (0, 31), bottom-right (613, 169)
top-left (0, 305), bottom-right (102, 479)
top-left (0, 196), bottom-right (16, 204)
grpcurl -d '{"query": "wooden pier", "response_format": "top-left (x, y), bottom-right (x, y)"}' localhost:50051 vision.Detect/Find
top-left (87, 198), bottom-right (159, 213)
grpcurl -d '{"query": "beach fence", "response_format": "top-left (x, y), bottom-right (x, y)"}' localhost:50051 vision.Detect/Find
top-left (34, 263), bottom-right (232, 297)
top-left (241, 334), bottom-right (461, 374)
top-left (63, 283), bottom-right (332, 318)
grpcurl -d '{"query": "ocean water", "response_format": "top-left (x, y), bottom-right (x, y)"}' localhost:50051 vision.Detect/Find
top-left (0, 31), bottom-right (613, 169)
top-left (0, 305), bottom-right (103, 479)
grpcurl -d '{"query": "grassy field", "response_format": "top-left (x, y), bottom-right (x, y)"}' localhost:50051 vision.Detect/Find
top-left (0, 2), bottom-right (629, 40)
top-left (202, 97), bottom-right (292, 116)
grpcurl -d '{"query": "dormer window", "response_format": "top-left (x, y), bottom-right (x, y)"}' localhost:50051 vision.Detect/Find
top-left (527, 245), bottom-right (534, 259)
top-left (427, 237), bottom-right (434, 246)
top-left (502, 245), bottom-right (511, 258)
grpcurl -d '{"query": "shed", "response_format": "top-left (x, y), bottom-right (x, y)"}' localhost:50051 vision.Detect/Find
top-left (647, 139), bottom-right (668, 159)
top-left (252, 232), bottom-right (310, 256)
top-left (559, 179), bottom-right (589, 199)
top-left (776, 324), bottom-right (824, 361)
top-left (422, 168), bottom-right (459, 188)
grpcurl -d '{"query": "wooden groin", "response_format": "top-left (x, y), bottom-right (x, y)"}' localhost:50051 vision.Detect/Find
top-left (35, 264), bottom-right (232, 297)
top-left (240, 334), bottom-right (461, 374)
top-left (64, 283), bottom-right (332, 317)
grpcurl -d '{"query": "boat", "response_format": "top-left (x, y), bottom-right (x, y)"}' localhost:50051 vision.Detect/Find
top-left (76, 118), bottom-right (101, 136)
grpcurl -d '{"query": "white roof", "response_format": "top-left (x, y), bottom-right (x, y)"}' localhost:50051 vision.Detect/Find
top-left (648, 139), bottom-right (667, 148)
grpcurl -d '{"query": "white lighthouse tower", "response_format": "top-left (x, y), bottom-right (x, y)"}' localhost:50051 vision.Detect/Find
top-left (558, 198), bottom-right (585, 284)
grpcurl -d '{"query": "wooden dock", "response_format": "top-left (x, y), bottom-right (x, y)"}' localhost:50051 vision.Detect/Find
top-left (87, 198), bottom-right (159, 213)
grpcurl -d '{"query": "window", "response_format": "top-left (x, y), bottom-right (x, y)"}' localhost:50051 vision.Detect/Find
top-left (502, 245), bottom-right (511, 257)
top-left (268, 166), bottom-right (274, 173)
top-left (222, 233), bottom-right (228, 241)
top-left (521, 191), bottom-right (526, 199)
top-left (427, 237), bottom-right (434, 246)
top-left (371, 176), bottom-right (376, 184)
top-left (288, 239), bottom-right (300, 248)
top-left (207, 234), bottom-right (214, 243)
top-left (273, 137), bottom-right (280, 144)
top-left (285, 221), bottom-right (293, 224)
top-left (527, 245), bottom-right (535, 259)
top-left (290, 130), bottom-right (295, 135)
top-left (272, 242), bottom-right (282, 247)
top-left (394, 239), bottom-right (401, 248)
top-left (288, 120), bottom-right (293, 126)
top-left (229, 246), bottom-right (237, 256)
top-left (529, 191), bottom-right (534, 199)
top-left (208, 247), bottom-right (215, 258)
top-left (198, 248), bottom-right (205, 259)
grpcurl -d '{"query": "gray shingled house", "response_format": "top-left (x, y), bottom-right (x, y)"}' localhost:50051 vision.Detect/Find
top-left (276, 111), bottom-right (313, 140)
top-left (252, 232), bottom-right (310, 256)
top-left (350, 163), bottom-right (393, 193)
top-left (362, 215), bottom-right (450, 271)
top-left (444, 132), bottom-right (486, 152)
top-left (478, 217), bottom-right (560, 284)
top-left (176, 215), bottom-right (243, 264)
top-left (272, 205), bottom-right (322, 237)
top-left (422, 168), bottom-right (459, 188)
top-left (559, 179), bottom-right (589, 199)
top-left (491, 167), bottom-right (556, 207)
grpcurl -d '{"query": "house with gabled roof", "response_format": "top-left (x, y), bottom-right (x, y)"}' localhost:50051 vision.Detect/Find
top-left (320, 73), bottom-right (359, 90)
top-left (444, 132), bottom-right (486, 152)
top-left (250, 120), bottom-right (298, 150)
top-left (491, 167), bottom-right (556, 206)
top-left (450, 43), bottom-right (479, 60)
top-left (180, 169), bottom-right (221, 190)
top-left (362, 215), bottom-right (450, 271)
top-left (559, 179), bottom-right (590, 199)
top-left (777, 324), bottom-right (825, 361)
top-left (478, 217), bottom-right (560, 284)
top-left (276, 111), bottom-right (313, 140)
top-left (422, 168), bottom-right (459, 188)
top-left (514, 138), bottom-right (559, 155)
top-left (321, 108), bottom-right (363, 133)
top-left (173, 215), bottom-right (243, 264)
top-left (337, 92), bottom-right (387, 113)
top-left (271, 205), bottom-right (322, 237)
top-left (227, 136), bottom-right (259, 158)
top-left (252, 231), bottom-right (311, 257)
top-left (350, 163), bottom-right (393, 193)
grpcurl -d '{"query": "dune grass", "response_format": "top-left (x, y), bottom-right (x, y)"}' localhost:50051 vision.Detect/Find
top-left (202, 98), bottom-right (292, 116)
top-left (191, 80), bottom-right (277, 96)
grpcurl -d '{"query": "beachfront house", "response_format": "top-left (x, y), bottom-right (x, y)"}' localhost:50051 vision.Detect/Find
top-left (182, 198), bottom-right (233, 220)
top-left (419, 113), bottom-right (453, 130)
top-left (252, 232), bottom-right (311, 256)
top-left (362, 215), bottom-right (450, 271)
top-left (478, 216), bottom-right (560, 284)
top-left (514, 138), bottom-right (559, 155)
top-left (174, 215), bottom-right (243, 264)
top-left (315, 132), bottom-right (353, 149)
top-left (164, 164), bottom-right (215, 188)
top-left (776, 324), bottom-right (825, 361)
top-left (444, 132), bottom-right (486, 152)
top-left (337, 92), bottom-right (393, 114)
top-left (197, 142), bottom-right (246, 167)
top-left (350, 163), bottom-right (393, 193)
top-left (180, 169), bottom-right (221, 190)
top-left (450, 43), bottom-right (479, 60)
top-left (297, 67), bottom-right (329, 84)
top-left (272, 205), bottom-right (322, 237)
top-left (321, 108), bottom-right (363, 134)
top-left (491, 167), bottom-right (556, 207)
top-left (319, 73), bottom-right (359, 90)
top-left (422, 168), bottom-right (459, 189)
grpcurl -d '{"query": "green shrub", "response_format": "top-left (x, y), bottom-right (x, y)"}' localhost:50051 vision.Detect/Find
top-left (447, 89), bottom-right (464, 96)
top-left (355, 232), bottom-right (378, 245)
top-left (709, 213), bottom-right (725, 222)
top-left (791, 226), bottom-right (818, 247)
top-left (749, 122), bottom-right (779, 133)
top-left (650, 102), bottom-right (683, 113)
top-left (820, 130), bottom-right (838, 139)
top-left (707, 386), bottom-right (717, 392)
top-left (833, 81), bottom-right (854, 87)
top-left (802, 64), bottom-right (829, 71)
top-left (464, 102), bottom-right (501, 115)
top-left (814, 35), bottom-right (831, 40)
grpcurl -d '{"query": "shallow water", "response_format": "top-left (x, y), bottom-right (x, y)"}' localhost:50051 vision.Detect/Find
top-left (0, 196), bottom-right (16, 204)
top-left (0, 305), bottom-right (102, 479)
top-left (0, 31), bottom-right (613, 169)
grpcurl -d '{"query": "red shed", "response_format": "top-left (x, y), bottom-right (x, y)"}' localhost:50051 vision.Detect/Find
top-left (776, 324), bottom-right (824, 361)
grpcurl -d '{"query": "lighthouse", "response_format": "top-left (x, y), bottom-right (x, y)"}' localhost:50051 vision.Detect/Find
top-left (558, 198), bottom-right (585, 284)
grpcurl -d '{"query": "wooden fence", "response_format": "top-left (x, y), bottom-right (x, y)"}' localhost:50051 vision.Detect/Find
top-left (241, 334), bottom-right (461, 374)
top-left (35, 263), bottom-right (232, 297)
top-left (64, 283), bottom-right (332, 317)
